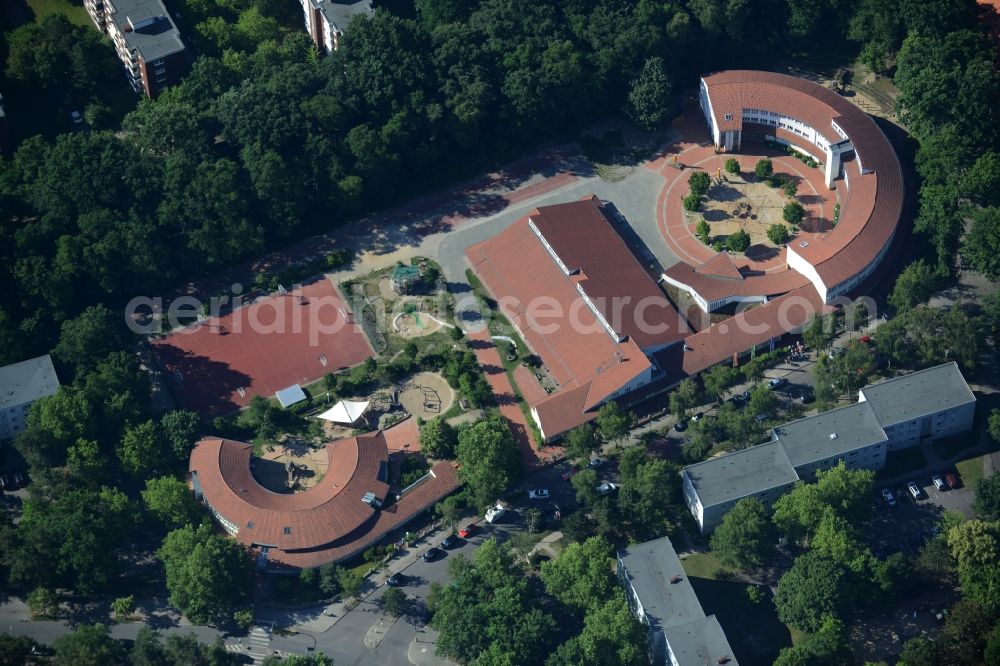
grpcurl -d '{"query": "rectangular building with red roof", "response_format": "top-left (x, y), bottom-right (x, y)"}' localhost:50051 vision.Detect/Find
top-left (466, 196), bottom-right (687, 441)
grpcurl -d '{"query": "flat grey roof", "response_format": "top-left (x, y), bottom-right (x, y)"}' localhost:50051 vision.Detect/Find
top-left (310, 0), bottom-right (374, 32)
top-left (664, 616), bottom-right (740, 666)
top-left (775, 401), bottom-right (887, 468)
top-left (618, 537), bottom-right (705, 631)
top-left (683, 440), bottom-right (798, 508)
top-left (859, 361), bottom-right (976, 427)
top-left (619, 538), bottom-right (739, 666)
top-left (108, 0), bottom-right (185, 61)
top-left (0, 354), bottom-right (60, 409)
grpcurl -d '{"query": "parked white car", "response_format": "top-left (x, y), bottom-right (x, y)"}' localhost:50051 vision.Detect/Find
top-left (528, 489), bottom-right (550, 501)
top-left (596, 482), bottom-right (618, 496)
top-left (485, 502), bottom-right (506, 523)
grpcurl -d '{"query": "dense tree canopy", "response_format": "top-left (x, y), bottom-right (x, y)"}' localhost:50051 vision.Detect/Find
top-left (710, 498), bottom-right (777, 570)
top-left (540, 536), bottom-right (617, 612)
top-left (158, 523), bottom-right (255, 624)
top-left (8, 487), bottom-right (136, 593)
top-left (431, 539), bottom-right (556, 665)
top-left (52, 624), bottom-right (125, 666)
top-left (772, 463), bottom-right (875, 543)
top-left (456, 416), bottom-right (522, 509)
top-left (775, 551), bottom-right (856, 632)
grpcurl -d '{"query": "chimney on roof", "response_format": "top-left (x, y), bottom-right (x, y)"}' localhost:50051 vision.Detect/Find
top-left (717, 657), bottom-right (731, 664)
top-left (669, 575), bottom-right (682, 584)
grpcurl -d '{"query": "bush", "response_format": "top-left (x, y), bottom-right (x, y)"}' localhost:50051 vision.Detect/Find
top-left (833, 202), bottom-right (841, 226)
top-left (769, 174), bottom-right (786, 188)
top-left (682, 194), bottom-right (702, 211)
top-left (688, 171), bottom-right (711, 199)
top-left (696, 220), bottom-right (711, 244)
top-left (782, 180), bottom-right (798, 198)
top-left (726, 230), bottom-right (752, 252)
top-left (767, 224), bottom-right (790, 245)
top-left (724, 158), bottom-right (740, 175)
top-left (783, 201), bottom-right (805, 225)
top-left (755, 159), bottom-right (773, 179)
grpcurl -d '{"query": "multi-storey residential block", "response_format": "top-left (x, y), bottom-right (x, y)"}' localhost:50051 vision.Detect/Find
top-left (0, 355), bottom-right (60, 441)
top-left (618, 536), bottom-right (739, 665)
top-left (683, 362), bottom-right (976, 534)
top-left (84, 0), bottom-right (189, 98)
top-left (299, 0), bottom-right (373, 54)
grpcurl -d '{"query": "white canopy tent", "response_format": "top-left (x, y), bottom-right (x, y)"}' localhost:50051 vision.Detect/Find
top-left (316, 399), bottom-right (370, 425)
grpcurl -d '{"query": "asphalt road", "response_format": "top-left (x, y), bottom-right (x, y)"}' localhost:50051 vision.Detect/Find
top-left (284, 509), bottom-right (542, 665)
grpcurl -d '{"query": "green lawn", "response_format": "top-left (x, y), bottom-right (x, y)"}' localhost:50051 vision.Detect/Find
top-left (26, 0), bottom-right (91, 26)
top-left (679, 551), bottom-right (734, 580)
top-left (955, 455), bottom-right (984, 489)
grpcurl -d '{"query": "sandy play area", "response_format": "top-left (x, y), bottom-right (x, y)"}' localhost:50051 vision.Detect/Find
top-left (698, 178), bottom-right (798, 248)
top-left (392, 309), bottom-right (445, 338)
top-left (252, 438), bottom-right (329, 493)
top-left (399, 371), bottom-right (455, 419)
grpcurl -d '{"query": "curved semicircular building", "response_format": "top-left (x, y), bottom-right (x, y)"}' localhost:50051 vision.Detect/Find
top-left (665, 70), bottom-right (905, 311)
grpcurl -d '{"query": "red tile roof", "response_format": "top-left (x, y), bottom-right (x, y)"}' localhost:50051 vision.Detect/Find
top-left (466, 197), bottom-right (687, 439)
top-left (702, 71), bottom-right (904, 294)
top-left (189, 433), bottom-right (460, 568)
top-left (695, 252), bottom-right (744, 280)
top-left (680, 284), bottom-right (829, 375)
top-left (529, 196), bottom-right (684, 351)
top-left (664, 260), bottom-right (809, 302)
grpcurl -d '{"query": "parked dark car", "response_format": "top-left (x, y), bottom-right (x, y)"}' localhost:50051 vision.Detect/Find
top-left (673, 420), bottom-right (688, 432)
top-left (422, 547), bottom-right (443, 562)
top-left (385, 574), bottom-right (404, 587)
top-left (441, 534), bottom-right (459, 549)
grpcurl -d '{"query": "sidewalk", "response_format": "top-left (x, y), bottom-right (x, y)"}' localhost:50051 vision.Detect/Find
top-left (467, 330), bottom-right (547, 469)
top-left (289, 522), bottom-right (453, 632)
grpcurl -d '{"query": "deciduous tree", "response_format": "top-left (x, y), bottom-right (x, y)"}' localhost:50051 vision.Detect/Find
top-left (142, 476), bottom-right (205, 529)
top-left (710, 498), bottom-right (776, 570)
top-left (419, 417), bottom-right (459, 459)
top-left (456, 416), bottom-right (521, 509)
top-left (782, 201), bottom-right (805, 225)
top-left (625, 57), bottom-right (674, 131)
top-left (540, 536), bottom-right (616, 611)
top-left (157, 523), bottom-right (254, 624)
top-left (53, 624), bottom-right (125, 666)
top-left (564, 423), bottom-right (601, 463)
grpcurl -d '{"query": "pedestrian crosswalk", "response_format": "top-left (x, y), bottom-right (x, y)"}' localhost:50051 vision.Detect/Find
top-left (246, 626), bottom-right (272, 665)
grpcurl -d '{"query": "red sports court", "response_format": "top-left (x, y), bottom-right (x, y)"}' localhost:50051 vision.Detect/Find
top-left (152, 279), bottom-right (373, 417)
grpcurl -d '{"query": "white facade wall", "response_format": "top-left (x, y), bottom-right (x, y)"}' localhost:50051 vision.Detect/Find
top-left (785, 245), bottom-right (828, 302)
top-left (660, 273), bottom-right (767, 313)
top-left (686, 470), bottom-right (797, 535)
top-left (698, 80), bottom-right (720, 146)
top-left (687, 367), bottom-right (975, 534)
top-left (0, 401), bottom-right (34, 440)
top-left (860, 397), bottom-right (976, 451)
top-left (792, 441), bottom-right (887, 479)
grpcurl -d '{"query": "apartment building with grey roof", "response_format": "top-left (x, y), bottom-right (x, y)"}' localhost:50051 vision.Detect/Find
top-left (84, 0), bottom-right (189, 97)
top-left (618, 536), bottom-right (739, 666)
top-left (299, 0), bottom-right (373, 53)
top-left (683, 362), bottom-right (976, 534)
top-left (0, 355), bottom-right (60, 441)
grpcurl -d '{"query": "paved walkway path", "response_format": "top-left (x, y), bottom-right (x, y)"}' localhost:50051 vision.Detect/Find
top-left (468, 329), bottom-right (552, 469)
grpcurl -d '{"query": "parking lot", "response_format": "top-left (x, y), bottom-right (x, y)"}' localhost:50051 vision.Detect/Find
top-left (867, 471), bottom-right (975, 558)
